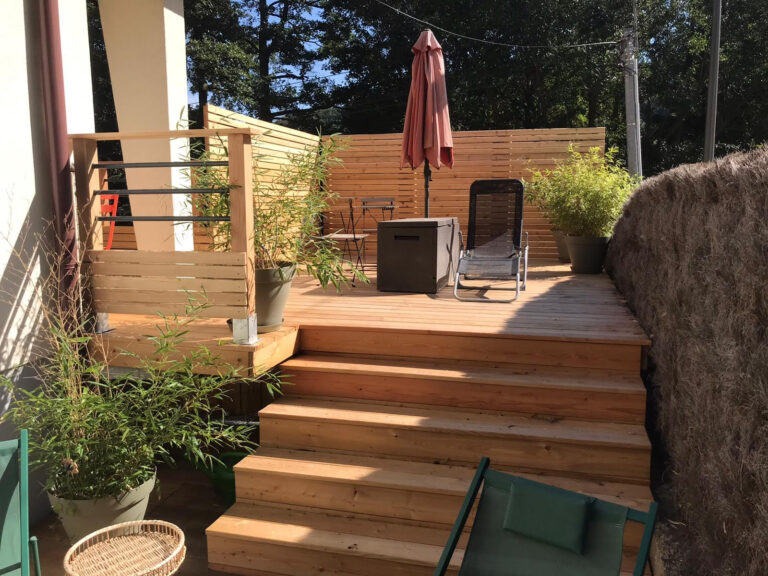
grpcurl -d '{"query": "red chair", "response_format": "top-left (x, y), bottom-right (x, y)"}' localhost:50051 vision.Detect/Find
top-left (100, 193), bottom-right (119, 250)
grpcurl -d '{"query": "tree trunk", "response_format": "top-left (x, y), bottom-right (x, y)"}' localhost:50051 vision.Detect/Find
top-left (587, 80), bottom-right (599, 127)
top-left (197, 81), bottom-right (208, 128)
top-left (257, 0), bottom-right (272, 121)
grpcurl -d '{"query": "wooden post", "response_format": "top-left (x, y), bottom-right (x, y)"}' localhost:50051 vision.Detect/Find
top-left (704, 0), bottom-right (722, 162)
top-left (72, 137), bottom-right (108, 332)
top-left (228, 132), bottom-right (258, 344)
top-left (622, 28), bottom-right (643, 176)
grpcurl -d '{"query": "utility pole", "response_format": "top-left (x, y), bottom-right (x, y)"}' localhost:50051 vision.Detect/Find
top-left (622, 28), bottom-right (642, 176)
top-left (704, 0), bottom-right (722, 162)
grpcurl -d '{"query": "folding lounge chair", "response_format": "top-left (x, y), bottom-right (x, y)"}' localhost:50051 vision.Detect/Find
top-left (1, 430), bottom-right (42, 576)
top-left (454, 179), bottom-right (529, 302)
top-left (435, 457), bottom-right (658, 576)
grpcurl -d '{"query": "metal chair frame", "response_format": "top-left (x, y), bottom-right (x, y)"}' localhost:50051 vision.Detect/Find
top-left (0, 430), bottom-right (42, 576)
top-left (328, 198), bottom-right (368, 284)
top-left (454, 179), bottom-right (529, 303)
top-left (434, 457), bottom-right (658, 576)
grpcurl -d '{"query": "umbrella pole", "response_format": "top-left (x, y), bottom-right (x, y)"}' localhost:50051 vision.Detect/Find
top-left (424, 160), bottom-right (432, 217)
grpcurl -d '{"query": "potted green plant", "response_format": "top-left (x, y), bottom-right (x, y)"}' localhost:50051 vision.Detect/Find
top-left (551, 227), bottom-right (570, 263)
top-left (1, 294), bottom-right (279, 542)
top-left (527, 146), bottom-right (640, 273)
top-left (192, 134), bottom-right (364, 333)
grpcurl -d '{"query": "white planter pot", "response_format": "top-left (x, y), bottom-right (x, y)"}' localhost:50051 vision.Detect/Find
top-left (49, 474), bottom-right (156, 543)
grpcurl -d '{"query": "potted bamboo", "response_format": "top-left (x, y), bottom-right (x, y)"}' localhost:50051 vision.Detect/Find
top-left (0, 257), bottom-right (278, 541)
top-left (193, 134), bottom-right (364, 333)
top-left (527, 146), bottom-right (639, 273)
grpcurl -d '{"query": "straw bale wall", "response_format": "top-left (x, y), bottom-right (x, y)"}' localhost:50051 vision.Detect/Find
top-left (606, 147), bottom-right (768, 575)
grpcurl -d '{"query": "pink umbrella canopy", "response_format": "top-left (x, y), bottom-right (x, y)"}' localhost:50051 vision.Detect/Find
top-left (401, 30), bottom-right (454, 216)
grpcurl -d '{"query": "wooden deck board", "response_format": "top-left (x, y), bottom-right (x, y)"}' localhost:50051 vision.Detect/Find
top-left (284, 262), bottom-right (649, 346)
top-left (94, 316), bottom-right (300, 375)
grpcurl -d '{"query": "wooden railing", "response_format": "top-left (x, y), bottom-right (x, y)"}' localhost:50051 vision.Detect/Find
top-left (70, 128), bottom-right (258, 343)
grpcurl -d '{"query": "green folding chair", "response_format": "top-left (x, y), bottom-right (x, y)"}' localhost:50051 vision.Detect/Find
top-left (435, 458), bottom-right (657, 576)
top-left (1, 430), bottom-right (42, 576)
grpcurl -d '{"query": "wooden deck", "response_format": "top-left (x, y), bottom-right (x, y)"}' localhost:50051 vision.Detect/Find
top-left (285, 262), bottom-right (648, 345)
top-left (98, 262), bottom-right (647, 376)
top-left (207, 261), bottom-right (655, 576)
top-left (94, 317), bottom-right (299, 375)
top-left (79, 261), bottom-right (657, 575)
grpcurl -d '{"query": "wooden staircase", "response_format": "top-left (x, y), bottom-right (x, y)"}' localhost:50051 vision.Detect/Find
top-left (207, 321), bottom-right (652, 576)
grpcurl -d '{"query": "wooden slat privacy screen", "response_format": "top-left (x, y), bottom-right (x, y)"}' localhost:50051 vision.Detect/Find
top-left (324, 128), bottom-right (605, 260)
top-left (87, 250), bottom-right (249, 318)
top-left (200, 104), bottom-right (322, 251)
top-left (105, 107), bottom-right (605, 261)
top-left (105, 106), bottom-right (322, 251)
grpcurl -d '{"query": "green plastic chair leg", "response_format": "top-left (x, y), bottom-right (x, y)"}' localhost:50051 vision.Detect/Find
top-left (631, 501), bottom-right (658, 576)
top-left (30, 537), bottom-right (41, 576)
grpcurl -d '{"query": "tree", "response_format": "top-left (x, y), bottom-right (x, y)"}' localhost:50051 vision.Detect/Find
top-left (639, 0), bottom-right (768, 172)
top-left (185, 0), bottom-right (334, 125)
top-left (185, 0), bottom-right (255, 124)
top-left (318, 0), bottom-right (631, 150)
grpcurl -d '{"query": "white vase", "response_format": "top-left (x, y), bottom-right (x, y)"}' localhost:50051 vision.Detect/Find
top-left (48, 474), bottom-right (156, 543)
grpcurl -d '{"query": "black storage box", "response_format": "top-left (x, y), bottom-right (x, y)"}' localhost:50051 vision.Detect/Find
top-left (377, 217), bottom-right (460, 293)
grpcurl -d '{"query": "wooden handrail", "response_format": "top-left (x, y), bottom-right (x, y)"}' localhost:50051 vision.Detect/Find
top-left (72, 130), bottom-right (257, 339)
top-left (68, 128), bottom-right (259, 141)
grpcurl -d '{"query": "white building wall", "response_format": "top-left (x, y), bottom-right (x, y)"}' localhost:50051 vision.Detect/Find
top-left (1, 0), bottom-right (52, 374)
top-left (0, 0), bottom-right (95, 521)
top-left (0, 0), bottom-right (94, 374)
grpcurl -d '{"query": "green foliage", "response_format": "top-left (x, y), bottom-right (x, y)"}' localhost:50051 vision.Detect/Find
top-left (191, 133), bottom-right (365, 290)
top-left (184, 0), bottom-right (332, 124)
top-left (0, 301), bottom-right (280, 501)
top-left (527, 146), bottom-right (640, 237)
top-left (87, 0), bottom-right (768, 174)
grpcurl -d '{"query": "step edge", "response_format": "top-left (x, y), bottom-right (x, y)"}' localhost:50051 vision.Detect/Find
top-left (259, 404), bottom-right (652, 450)
top-left (207, 516), bottom-right (459, 568)
top-left (235, 461), bottom-right (469, 495)
top-left (281, 358), bottom-right (646, 395)
top-left (298, 322), bottom-right (651, 346)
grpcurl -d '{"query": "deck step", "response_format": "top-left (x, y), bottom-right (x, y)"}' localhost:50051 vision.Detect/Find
top-left (298, 325), bottom-right (643, 371)
top-left (281, 354), bottom-right (646, 423)
top-left (258, 397), bottom-right (651, 484)
top-left (234, 448), bottom-right (650, 549)
top-left (207, 502), bottom-right (645, 576)
top-left (207, 502), bottom-right (462, 576)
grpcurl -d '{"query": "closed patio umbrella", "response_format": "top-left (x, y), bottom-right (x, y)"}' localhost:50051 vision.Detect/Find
top-left (401, 29), bottom-right (454, 217)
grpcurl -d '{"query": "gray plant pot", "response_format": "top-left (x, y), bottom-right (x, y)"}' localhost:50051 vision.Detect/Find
top-left (49, 474), bottom-right (155, 543)
top-left (255, 263), bottom-right (297, 333)
top-left (552, 229), bottom-right (571, 263)
top-left (565, 236), bottom-right (610, 274)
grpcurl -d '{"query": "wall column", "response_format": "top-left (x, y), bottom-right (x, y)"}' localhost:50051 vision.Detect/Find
top-left (98, 0), bottom-right (193, 251)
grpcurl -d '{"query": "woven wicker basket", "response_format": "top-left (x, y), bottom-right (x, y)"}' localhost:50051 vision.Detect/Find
top-left (63, 520), bottom-right (186, 576)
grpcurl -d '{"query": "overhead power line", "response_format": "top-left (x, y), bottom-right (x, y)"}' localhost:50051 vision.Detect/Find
top-left (372, 0), bottom-right (620, 50)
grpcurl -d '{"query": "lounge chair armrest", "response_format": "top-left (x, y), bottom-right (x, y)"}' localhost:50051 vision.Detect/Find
top-left (434, 458), bottom-right (490, 575)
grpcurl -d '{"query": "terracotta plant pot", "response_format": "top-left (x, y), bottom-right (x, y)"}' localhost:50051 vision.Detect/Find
top-left (254, 263), bottom-right (297, 333)
top-left (49, 474), bottom-right (156, 543)
top-left (565, 236), bottom-right (610, 274)
top-left (551, 229), bottom-right (571, 263)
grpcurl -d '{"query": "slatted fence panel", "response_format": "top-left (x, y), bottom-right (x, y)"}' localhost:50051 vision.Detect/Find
top-left (325, 128), bottom-right (605, 260)
top-left (86, 250), bottom-right (249, 318)
top-left (203, 104), bottom-right (321, 252)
